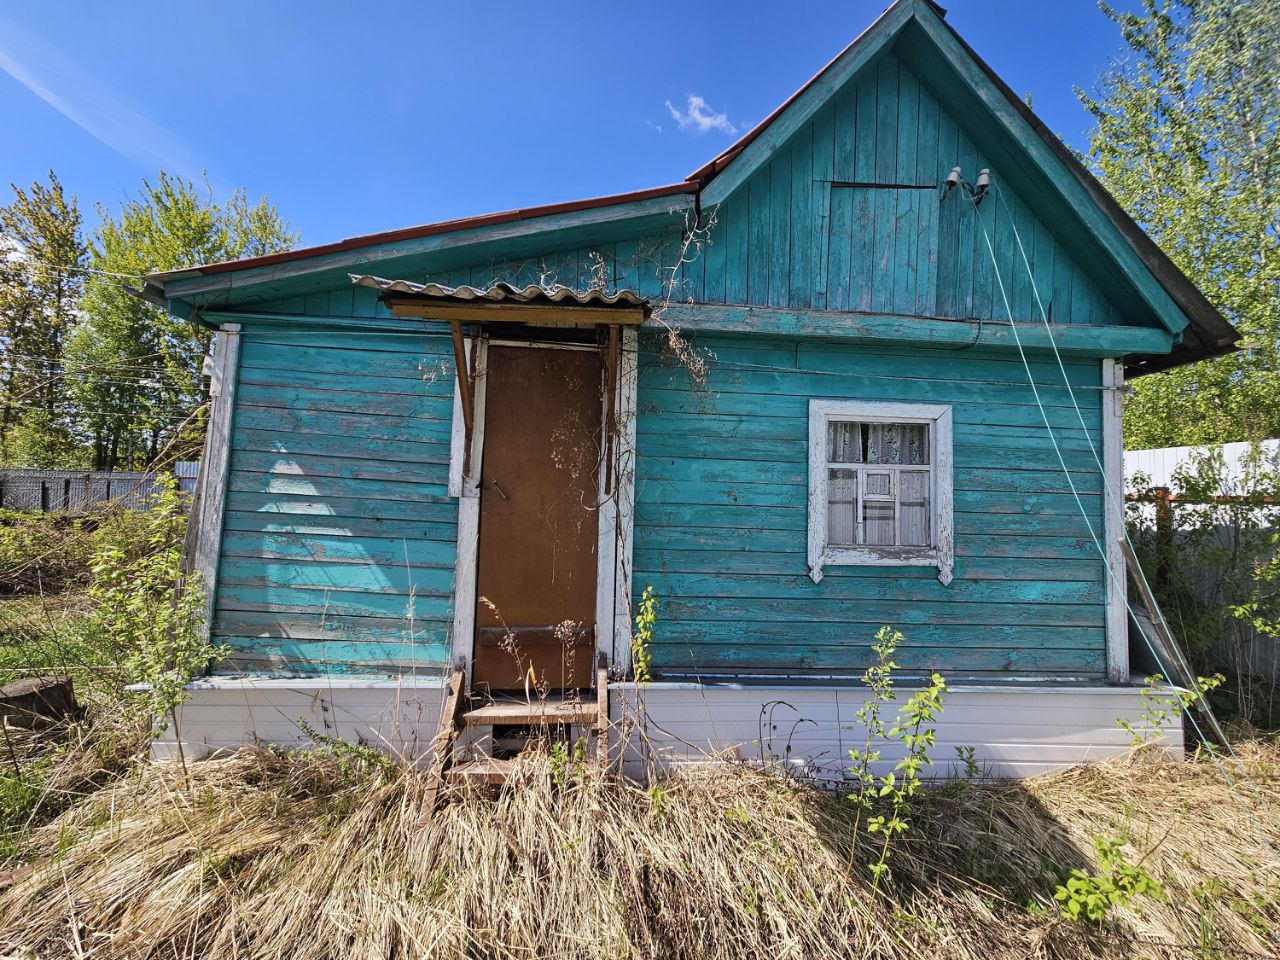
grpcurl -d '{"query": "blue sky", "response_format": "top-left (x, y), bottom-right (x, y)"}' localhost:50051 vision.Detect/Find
top-left (1, 1), bottom-right (1136, 248)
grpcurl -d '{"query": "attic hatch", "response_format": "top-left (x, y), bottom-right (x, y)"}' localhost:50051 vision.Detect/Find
top-left (349, 272), bottom-right (647, 485)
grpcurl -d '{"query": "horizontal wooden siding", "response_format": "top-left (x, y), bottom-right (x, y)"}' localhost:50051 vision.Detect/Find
top-left (212, 321), bottom-right (458, 674)
top-left (633, 333), bottom-right (1107, 678)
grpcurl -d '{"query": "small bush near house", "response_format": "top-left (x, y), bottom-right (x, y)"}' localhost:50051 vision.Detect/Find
top-left (0, 475), bottom-right (196, 861)
top-left (0, 504), bottom-right (166, 597)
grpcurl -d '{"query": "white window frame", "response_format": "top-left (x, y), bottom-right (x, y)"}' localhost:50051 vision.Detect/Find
top-left (807, 399), bottom-right (953, 585)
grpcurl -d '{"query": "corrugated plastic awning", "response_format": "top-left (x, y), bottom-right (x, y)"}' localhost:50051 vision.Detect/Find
top-left (350, 274), bottom-right (650, 325)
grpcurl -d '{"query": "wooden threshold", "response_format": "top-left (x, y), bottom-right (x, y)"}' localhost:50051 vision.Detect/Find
top-left (461, 698), bottom-right (599, 727)
top-left (446, 757), bottom-right (516, 784)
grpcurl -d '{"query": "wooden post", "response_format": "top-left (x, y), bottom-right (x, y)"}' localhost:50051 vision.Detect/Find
top-left (449, 320), bottom-right (475, 478)
top-left (1120, 538), bottom-right (1192, 689)
top-left (1121, 537), bottom-right (1230, 747)
top-left (423, 665), bottom-right (466, 818)
top-left (1102, 358), bottom-right (1128, 684)
top-left (596, 653), bottom-right (610, 774)
top-left (192, 323), bottom-right (241, 638)
top-left (1153, 486), bottom-right (1174, 594)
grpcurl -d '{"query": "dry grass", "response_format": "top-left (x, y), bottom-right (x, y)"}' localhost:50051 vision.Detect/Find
top-left (0, 737), bottom-right (1275, 960)
top-left (0, 694), bottom-right (150, 852)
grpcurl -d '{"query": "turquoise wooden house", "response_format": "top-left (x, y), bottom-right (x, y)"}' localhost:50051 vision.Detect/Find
top-left (141, 0), bottom-right (1237, 780)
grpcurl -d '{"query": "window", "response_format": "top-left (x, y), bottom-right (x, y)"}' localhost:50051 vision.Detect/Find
top-left (807, 400), bottom-right (953, 584)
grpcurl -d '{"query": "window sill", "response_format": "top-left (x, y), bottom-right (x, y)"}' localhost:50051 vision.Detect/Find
top-left (809, 546), bottom-right (953, 585)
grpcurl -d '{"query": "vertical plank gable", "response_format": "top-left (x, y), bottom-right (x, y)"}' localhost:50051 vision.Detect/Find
top-left (914, 88), bottom-right (941, 316)
top-left (767, 145), bottom-right (793, 308)
top-left (870, 57), bottom-right (899, 316)
top-left (892, 66), bottom-right (920, 315)
top-left (810, 103), bottom-right (836, 311)
top-left (684, 52), bottom-right (1137, 332)
top-left (789, 124), bottom-right (814, 308)
top-left (747, 168), bottom-right (771, 305)
top-left (851, 79), bottom-right (879, 313)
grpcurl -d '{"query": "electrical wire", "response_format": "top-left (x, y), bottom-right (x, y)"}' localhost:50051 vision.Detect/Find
top-left (1, 257), bottom-right (146, 281)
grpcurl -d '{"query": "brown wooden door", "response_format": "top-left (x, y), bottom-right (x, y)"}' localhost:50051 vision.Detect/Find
top-left (473, 344), bottom-right (602, 692)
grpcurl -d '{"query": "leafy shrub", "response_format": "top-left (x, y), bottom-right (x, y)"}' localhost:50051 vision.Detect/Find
top-left (848, 626), bottom-right (947, 882)
top-left (87, 476), bottom-right (224, 739)
top-left (1054, 837), bottom-right (1165, 922)
top-left (632, 585), bottom-right (657, 684)
top-left (1127, 445), bottom-right (1280, 726)
top-left (0, 503), bottom-right (163, 597)
top-left (0, 510), bottom-right (96, 595)
top-left (1118, 673), bottom-right (1226, 747)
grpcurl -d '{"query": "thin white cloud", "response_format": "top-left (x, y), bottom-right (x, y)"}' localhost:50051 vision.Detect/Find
top-left (664, 95), bottom-right (737, 136)
top-left (0, 12), bottom-right (206, 180)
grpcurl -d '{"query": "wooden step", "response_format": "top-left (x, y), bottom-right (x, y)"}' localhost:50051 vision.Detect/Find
top-left (461, 698), bottom-right (598, 727)
top-left (446, 757), bottom-right (516, 784)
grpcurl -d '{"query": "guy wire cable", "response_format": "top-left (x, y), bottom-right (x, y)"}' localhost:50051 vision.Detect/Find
top-left (971, 181), bottom-right (1278, 837)
top-left (992, 178), bottom-right (1236, 748)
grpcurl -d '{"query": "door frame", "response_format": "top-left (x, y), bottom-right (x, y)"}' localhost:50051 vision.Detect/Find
top-left (447, 329), bottom-right (637, 682)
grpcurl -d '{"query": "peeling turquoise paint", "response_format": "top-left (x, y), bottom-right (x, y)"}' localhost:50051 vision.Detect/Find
top-left (197, 16), bottom-right (1183, 682)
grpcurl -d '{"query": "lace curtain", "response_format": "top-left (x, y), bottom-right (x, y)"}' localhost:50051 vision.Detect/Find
top-left (865, 423), bottom-right (928, 465)
top-left (827, 422), bottom-right (928, 465)
top-left (824, 421), bottom-right (931, 548)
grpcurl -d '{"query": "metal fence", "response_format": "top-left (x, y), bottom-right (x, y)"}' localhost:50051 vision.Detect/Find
top-left (0, 462), bottom-right (199, 512)
top-left (1126, 441), bottom-right (1280, 689)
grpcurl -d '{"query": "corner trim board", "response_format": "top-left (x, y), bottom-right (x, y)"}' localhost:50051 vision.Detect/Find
top-left (608, 328), bottom-right (638, 670)
top-left (449, 338), bottom-right (487, 673)
top-left (193, 323), bottom-right (241, 637)
top-left (1102, 358), bottom-right (1129, 684)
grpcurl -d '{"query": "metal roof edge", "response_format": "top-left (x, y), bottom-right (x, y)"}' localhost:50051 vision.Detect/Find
top-left (148, 181), bottom-right (699, 285)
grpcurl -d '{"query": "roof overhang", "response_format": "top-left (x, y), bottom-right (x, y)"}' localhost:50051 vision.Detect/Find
top-left (148, 184), bottom-right (696, 310)
top-left (138, 0), bottom-right (1237, 376)
top-left (353, 275), bottom-right (650, 326)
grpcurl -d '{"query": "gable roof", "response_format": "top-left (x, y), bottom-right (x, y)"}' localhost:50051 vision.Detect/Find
top-left (146, 0), bottom-right (1236, 374)
top-left (680, 0), bottom-right (1236, 373)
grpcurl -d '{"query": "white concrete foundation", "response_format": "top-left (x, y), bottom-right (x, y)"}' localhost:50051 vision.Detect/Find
top-left (150, 676), bottom-right (449, 762)
top-left (611, 682), bottom-right (1182, 781)
top-left (155, 677), bottom-right (1182, 780)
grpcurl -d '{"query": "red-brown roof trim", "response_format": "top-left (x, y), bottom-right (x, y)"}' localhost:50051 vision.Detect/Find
top-left (159, 181), bottom-right (699, 279)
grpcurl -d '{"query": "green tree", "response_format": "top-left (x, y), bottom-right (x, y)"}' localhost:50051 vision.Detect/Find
top-left (0, 171), bottom-right (88, 465)
top-left (1079, 0), bottom-right (1280, 447)
top-left (67, 173), bottom-right (296, 469)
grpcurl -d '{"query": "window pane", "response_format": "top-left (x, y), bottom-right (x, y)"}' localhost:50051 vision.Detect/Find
top-left (865, 422), bottom-right (929, 465)
top-left (864, 471), bottom-right (892, 497)
top-left (827, 469), bottom-right (857, 545)
top-left (864, 501), bottom-right (895, 545)
top-left (899, 470), bottom-right (931, 546)
top-left (827, 422), bottom-right (862, 463)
